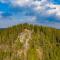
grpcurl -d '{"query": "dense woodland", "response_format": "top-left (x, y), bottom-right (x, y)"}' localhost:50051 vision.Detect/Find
top-left (0, 23), bottom-right (60, 60)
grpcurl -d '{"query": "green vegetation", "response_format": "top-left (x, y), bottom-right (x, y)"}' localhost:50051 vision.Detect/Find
top-left (0, 23), bottom-right (60, 60)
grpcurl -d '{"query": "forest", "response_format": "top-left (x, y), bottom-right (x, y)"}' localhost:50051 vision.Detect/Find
top-left (0, 23), bottom-right (60, 60)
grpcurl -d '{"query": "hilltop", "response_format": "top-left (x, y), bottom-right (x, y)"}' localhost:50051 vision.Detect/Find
top-left (0, 23), bottom-right (60, 60)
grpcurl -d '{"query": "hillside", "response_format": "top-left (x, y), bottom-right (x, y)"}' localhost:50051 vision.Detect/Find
top-left (0, 23), bottom-right (60, 60)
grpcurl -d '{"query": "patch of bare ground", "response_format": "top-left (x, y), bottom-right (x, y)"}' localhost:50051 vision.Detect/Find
top-left (36, 47), bottom-right (43, 60)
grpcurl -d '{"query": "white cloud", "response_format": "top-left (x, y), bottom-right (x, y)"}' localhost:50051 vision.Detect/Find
top-left (1, 0), bottom-right (60, 17)
top-left (2, 0), bottom-right (47, 12)
top-left (31, 0), bottom-right (48, 11)
top-left (31, 0), bottom-right (45, 11)
top-left (10, 0), bottom-right (33, 6)
top-left (31, 0), bottom-right (60, 18)
top-left (46, 3), bottom-right (60, 17)
top-left (10, 0), bottom-right (48, 10)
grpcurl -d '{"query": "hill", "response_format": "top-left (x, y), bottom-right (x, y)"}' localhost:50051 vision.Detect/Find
top-left (0, 23), bottom-right (60, 60)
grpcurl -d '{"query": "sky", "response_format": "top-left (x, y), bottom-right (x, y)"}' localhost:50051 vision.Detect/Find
top-left (0, 0), bottom-right (60, 28)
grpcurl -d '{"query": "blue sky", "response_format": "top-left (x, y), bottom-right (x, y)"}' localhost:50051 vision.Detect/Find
top-left (0, 0), bottom-right (60, 28)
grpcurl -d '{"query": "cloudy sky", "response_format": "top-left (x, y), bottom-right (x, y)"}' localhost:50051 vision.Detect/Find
top-left (0, 0), bottom-right (60, 28)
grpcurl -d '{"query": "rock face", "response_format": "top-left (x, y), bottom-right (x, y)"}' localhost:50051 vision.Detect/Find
top-left (17, 29), bottom-right (32, 60)
top-left (14, 29), bottom-right (43, 60)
